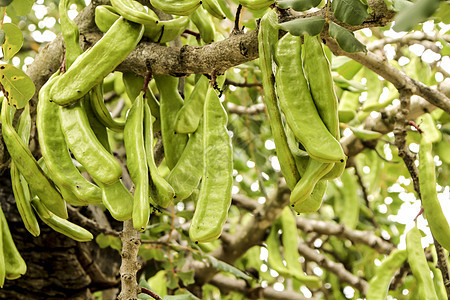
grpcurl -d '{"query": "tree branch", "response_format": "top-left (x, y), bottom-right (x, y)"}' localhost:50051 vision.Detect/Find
top-left (298, 242), bottom-right (370, 295)
top-left (209, 274), bottom-right (316, 300)
top-left (296, 218), bottom-right (395, 255)
top-left (340, 93), bottom-right (441, 159)
top-left (232, 192), bottom-right (395, 254)
top-left (227, 103), bottom-right (266, 115)
top-left (367, 31), bottom-right (450, 52)
top-left (324, 37), bottom-right (450, 114)
top-left (118, 220), bottom-right (141, 300)
top-left (392, 91), bottom-right (421, 197)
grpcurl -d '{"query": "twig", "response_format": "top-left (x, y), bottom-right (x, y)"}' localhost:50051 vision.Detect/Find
top-left (393, 91), bottom-right (421, 198)
top-left (340, 94), bottom-right (438, 159)
top-left (232, 194), bottom-right (259, 212)
top-left (227, 103), bottom-right (265, 115)
top-left (408, 120), bottom-right (423, 133)
top-left (232, 5), bottom-right (243, 35)
top-left (231, 193), bottom-right (396, 254)
top-left (353, 165), bottom-right (380, 229)
top-left (139, 287), bottom-right (162, 300)
top-left (298, 242), bottom-right (370, 295)
top-left (390, 261), bottom-right (409, 291)
top-left (118, 220), bottom-right (141, 300)
top-left (367, 31), bottom-right (446, 52)
top-left (224, 79), bottom-right (263, 88)
top-left (67, 206), bottom-right (120, 237)
top-left (182, 28), bottom-right (201, 39)
top-left (372, 145), bottom-right (399, 163)
top-left (296, 218), bottom-right (395, 255)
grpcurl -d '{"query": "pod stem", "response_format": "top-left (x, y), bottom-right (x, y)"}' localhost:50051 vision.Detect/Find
top-left (232, 5), bottom-right (243, 34)
top-left (143, 63), bottom-right (153, 94)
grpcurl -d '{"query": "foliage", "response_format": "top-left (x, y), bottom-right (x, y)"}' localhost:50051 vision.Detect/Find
top-left (0, 0), bottom-right (449, 299)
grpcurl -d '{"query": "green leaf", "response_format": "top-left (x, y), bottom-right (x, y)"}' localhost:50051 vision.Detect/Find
top-left (138, 246), bottom-right (166, 261)
top-left (393, 0), bottom-right (440, 32)
top-left (2, 23), bottom-right (23, 61)
top-left (9, 0), bottom-right (33, 16)
top-left (334, 59), bottom-right (363, 80)
top-left (205, 255), bottom-right (252, 280)
top-left (0, 64), bottom-right (35, 109)
top-left (328, 22), bottom-right (367, 53)
top-left (0, 0), bottom-right (13, 7)
top-left (349, 126), bottom-right (383, 140)
top-left (147, 271), bottom-right (167, 297)
top-left (166, 272), bottom-right (179, 290)
top-left (177, 271), bottom-right (195, 286)
top-left (278, 17), bottom-right (326, 37)
top-left (95, 233), bottom-right (122, 252)
top-left (391, 0), bottom-right (413, 12)
top-left (278, 0), bottom-right (321, 12)
top-left (434, 2), bottom-right (450, 23)
top-left (333, 76), bottom-right (366, 92)
top-left (332, 0), bottom-right (369, 25)
top-left (382, 0), bottom-right (394, 10)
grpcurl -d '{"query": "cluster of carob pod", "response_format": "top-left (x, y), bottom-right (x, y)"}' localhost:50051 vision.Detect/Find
top-left (259, 10), bottom-right (346, 214)
top-left (0, 0), bottom-right (261, 286)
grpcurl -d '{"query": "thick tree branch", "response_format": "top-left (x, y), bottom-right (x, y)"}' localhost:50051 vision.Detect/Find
top-left (298, 242), bottom-right (370, 295)
top-left (118, 220), bottom-right (141, 300)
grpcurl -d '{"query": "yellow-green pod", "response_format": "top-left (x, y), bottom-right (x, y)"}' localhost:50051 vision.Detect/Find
top-left (189, 87), bottom-right (232, 243)
top-left (406, 226), bottom-right (438, 300)
top-left (0, 206), bottom-right (27, 280)
top-left (259, 10), bottom-right (300, 190)
top-left (50, 17), bottom-right (144, 106)
top-left (419, 139), bottom-right (450, 252)
top-left (31, 197), bottom-right (93, 242)
top-left (1, 100), bottom-right (68, 219)
top-left (366, 249), bottom-right (407, 300)
top-left (274, 33), bottom-right (345, 164)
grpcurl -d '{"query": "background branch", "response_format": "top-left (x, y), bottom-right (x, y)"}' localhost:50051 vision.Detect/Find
top-left (210, 274), bottom-right (316, 300)
top-left (298, 242), bottom-right (370, 294)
